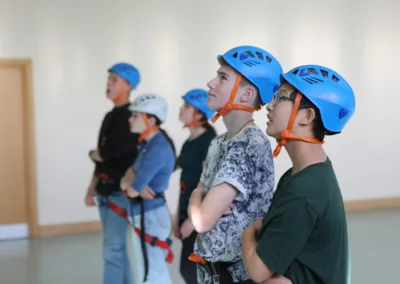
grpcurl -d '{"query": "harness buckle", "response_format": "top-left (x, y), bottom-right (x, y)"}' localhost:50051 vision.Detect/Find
top-left (150, 236), bottom-right (159, 246)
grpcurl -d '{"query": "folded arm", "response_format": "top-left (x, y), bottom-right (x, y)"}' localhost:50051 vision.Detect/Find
top-left (188, 182), bottom-right (239, 233)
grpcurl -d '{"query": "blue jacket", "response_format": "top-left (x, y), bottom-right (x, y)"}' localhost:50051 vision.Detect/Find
top-left (131, 131), bottom-right (175, 215)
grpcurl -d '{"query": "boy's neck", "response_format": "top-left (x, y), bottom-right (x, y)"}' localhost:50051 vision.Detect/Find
top-left (113, 96), bottom-right (130, 107)
top-left (223, 110), bottom-right (255, 140)
top-left (189, 126), bottom-right (206, 140)
top-left (285, 141), bottom-right (327, 174)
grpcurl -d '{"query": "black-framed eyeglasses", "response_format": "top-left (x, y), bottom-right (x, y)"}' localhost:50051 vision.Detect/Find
top-left (271, 93), bottom-right (294, 107)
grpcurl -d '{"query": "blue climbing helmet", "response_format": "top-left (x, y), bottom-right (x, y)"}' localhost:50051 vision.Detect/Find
top-left (108, 62), bottom-right (140, 90)
top-left (211, 46), bottom-right (282, 122)
top-left (282, 64), bottom-right (355, 134)
top-left (182, 89), bottom-right (215, 120)
top-left (217, 45), bottom-right (283, 104)
top-left (272, 64), bottom-right (356, 158)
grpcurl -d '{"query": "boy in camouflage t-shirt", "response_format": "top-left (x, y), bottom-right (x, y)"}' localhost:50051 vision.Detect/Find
top-left (188, 45), bottom-right (283, 284)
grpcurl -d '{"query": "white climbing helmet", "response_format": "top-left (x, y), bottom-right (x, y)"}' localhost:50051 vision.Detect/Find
top-left (130, 93), bottom-right (168, 123)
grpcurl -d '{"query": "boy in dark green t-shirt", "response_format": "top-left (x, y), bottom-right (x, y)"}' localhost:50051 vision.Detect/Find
top-left (241, 65), bottom-right (355, 284)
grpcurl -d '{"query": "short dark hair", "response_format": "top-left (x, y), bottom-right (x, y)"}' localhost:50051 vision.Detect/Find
top-left (288, 89), bottom-right (325, 140)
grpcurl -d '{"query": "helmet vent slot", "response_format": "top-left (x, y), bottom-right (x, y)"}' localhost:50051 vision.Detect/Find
top-left (320, 69), bottom-right (329, 78)
top-left (308, 68), bottom-right (317, 74)
top-left (246, 51), bottom-right (255, 57)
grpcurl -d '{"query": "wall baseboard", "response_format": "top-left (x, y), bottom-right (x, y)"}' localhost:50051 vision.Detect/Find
top-left (344, 197), bottom-right (400, 212)
top-left (38, 221), bottom-right (102, 238)
top-left (0, 223), bottom-right (28, 240)
top-left (35, 197), bottom-right (400, 238)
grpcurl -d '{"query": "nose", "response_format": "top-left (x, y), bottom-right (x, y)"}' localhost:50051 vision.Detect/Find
top-left (266, 102), bottom-right (273, 112)
top-left (207, 77), bottom-right (217, 89)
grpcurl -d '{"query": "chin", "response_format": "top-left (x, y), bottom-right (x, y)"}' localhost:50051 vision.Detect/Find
top-left (130, 127), bottom-right (140, 134)
top-left (178, 116), bottom-right (186, 124)
top-left (266, 126), bottom-right (278, 138)
top-left (206, 99), bottom-right (221, 111)
top-left (106, 92), bottom-right (115, 99)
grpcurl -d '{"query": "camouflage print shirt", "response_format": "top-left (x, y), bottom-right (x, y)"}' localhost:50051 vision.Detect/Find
top-left (194, 126), bottom-right (275, 283)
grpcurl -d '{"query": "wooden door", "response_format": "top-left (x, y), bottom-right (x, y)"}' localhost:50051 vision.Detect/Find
top-left (0, 65), bottom-right (28, 240)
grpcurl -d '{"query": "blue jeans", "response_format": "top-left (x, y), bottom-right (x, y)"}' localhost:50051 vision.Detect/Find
top-left (130, 205), bottom-right (172, 284)
top-left (97, 192), bottom-right (133, 284)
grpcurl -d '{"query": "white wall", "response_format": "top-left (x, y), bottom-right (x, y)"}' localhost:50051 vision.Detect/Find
top-left (1, 0), bottom-right (399, 226)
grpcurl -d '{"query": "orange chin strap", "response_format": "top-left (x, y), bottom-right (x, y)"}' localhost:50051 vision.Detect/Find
top-left (183, 109), bottom-right (206, 128)
top-left (112, 93), bottom-right (128, 103)
top-left (211, 74), bottom-right (261, 123)
top-left (138, 113), bottom-right (160, 142)
top-left (273, 92), bottom-right (325, 158)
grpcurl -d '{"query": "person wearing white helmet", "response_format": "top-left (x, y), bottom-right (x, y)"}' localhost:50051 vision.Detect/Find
top-left (242, 65), bottom-right (355, 284)
top-left (86, 62), bottom-right (140, 284)
top-left (174, 89), bottom-right (217, 284)
top-left (187, 46), bottom-right (283, 284)
top-left (118, 94), bottom-right (176, 284)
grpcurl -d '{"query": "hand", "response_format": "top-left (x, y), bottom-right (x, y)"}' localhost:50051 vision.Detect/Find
top-left (245, 217), bottom-right (264, 237)
top-left (89, 149), bottom-right (103, 162)
top-left (262, 275), bottom-right (293, 284)
top-left (180, 218), bottom-right (194, 240)
top-left (125, 187), bottom-right (139, 198)
top-left (243, 217), bottom-right (264, 242)
top-left (84, 193), bottom-right (96, 207)
top-left (223, 203), bottom-right (235, 215)
top-left (140, 186), bottom-right (156, 200)
top-left (252, 217), bottom-right (264, 231)
top-left (173, 215), bottom-right (180, 239)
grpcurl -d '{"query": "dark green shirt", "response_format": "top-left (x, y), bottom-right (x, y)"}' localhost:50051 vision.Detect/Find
top-left (256, 158), bottom-right (350, 284)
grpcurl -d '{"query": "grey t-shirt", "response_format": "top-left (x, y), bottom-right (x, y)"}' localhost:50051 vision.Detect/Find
top-left (194, 126), bottom-right (275, 282)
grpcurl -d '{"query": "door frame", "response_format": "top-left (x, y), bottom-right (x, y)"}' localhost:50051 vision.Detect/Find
top-left (0, 59), bottom-right (39, 237)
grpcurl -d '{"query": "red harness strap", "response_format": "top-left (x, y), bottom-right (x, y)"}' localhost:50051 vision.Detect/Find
top-left (107, 201), bottom-right (174, 263)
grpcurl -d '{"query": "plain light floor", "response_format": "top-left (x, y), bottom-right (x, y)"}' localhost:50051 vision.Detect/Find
top-left (0, 209), bottom-right (399, 284)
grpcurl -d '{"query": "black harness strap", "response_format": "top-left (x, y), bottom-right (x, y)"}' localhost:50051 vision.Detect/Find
top-left (130, 193), bottom-right (165, 283)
